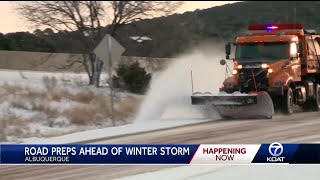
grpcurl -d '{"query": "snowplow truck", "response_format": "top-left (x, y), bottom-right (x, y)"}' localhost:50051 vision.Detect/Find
top-left (191, 23), bottom-right (320, 119)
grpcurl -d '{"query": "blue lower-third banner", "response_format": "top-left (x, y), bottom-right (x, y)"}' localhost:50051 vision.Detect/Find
top-left (1, 143), bottom-right (320, 164)
top-left (1, 144), bottom-right (199, 164)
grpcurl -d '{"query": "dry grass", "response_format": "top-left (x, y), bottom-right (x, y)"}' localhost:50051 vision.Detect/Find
top-left (63, 91), bottom-right (143, 125)
top-left (11, 98), bottom-right (27, 109)
top-left (26, 88), bottom-right (47, 99)
top-left (51, 88), bottom-right (72, 101)
top-left (50, 88), bottom-right (95, 103)
top-left (67, 106), bottom-right (98, 125)
top-left (0, 117), bottom-right (7, 141)
top-left (31, 102), bottom-right (59, 119)
top-left (2, 83), bottom-right (47, 99)
top-left (115, 96), bottom-right (143, 122)
top-left (2, 82), bottom-right (24, 95)
top-left (66, 91), bottom-right (111, 125)
top-left (1, 83), bottom-right (142, 123)
top-left (76, 90), bottom-right (96, 103)
top-left (0, 114), bottom-right (30, 141)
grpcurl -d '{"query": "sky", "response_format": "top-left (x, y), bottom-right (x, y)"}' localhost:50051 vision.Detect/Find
top-left (0, 1), bottom-right (238, 34)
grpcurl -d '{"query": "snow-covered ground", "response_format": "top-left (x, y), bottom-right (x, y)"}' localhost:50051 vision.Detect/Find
top-left (0, 69), bottom-right (109, 87)
top-left (0, 70), bottom-right (142, 143)
top-left (0, 69), bottom-right (210, 144)
top-left (0, 69), bottom-right (212, 144)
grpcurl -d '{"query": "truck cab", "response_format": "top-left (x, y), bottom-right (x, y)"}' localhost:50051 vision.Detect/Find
top-left (221, 23), bottom-right (320, 114)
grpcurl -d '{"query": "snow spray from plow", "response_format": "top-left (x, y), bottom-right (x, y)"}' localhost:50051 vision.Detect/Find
top-left (134, 47), bottom-right (227, 122)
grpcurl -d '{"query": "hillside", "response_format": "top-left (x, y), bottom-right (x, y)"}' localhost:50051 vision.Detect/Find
top-left (1, 1), bottom-right (320, 58)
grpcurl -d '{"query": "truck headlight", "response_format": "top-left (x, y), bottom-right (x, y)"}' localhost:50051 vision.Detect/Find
top-left (232, 70), bottom-right (238, 74)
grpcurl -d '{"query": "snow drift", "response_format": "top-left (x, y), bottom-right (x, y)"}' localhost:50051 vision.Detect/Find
top-left (134, 44), bottom-right (231, 122)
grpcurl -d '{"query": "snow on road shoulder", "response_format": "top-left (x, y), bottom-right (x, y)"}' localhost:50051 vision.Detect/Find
top-left (22, 119), bottom-right (211, 144)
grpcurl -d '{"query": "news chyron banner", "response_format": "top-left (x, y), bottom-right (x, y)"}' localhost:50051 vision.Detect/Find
top-left (0, 143), bottom-right (319, 164)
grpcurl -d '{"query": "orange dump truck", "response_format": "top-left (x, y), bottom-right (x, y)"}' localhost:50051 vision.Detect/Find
top-left (191, 23), bottom-right (320, 119)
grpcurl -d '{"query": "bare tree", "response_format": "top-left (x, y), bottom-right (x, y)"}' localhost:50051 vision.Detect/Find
top-left (16, 1), bottom-right (105, 87)
top-left (15, 1), bottom-right (183, 87)
top-left (108, 1), bottom-right (184, 35)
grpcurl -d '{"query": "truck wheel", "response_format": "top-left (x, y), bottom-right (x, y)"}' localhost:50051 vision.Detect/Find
top-left (272, 96), bottom-right (282, 114)
top-left (315, 84), bottom-right (320, 111)
top-left (302, 84), bottom-right (320, 112)
top-left (283, 87), bottom-right (294, 114)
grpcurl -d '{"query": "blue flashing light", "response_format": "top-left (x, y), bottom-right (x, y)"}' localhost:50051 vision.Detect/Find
top-left (248, 24), bottom-right (303, 31)
top-left (266, 25), bottom-right (278, 30)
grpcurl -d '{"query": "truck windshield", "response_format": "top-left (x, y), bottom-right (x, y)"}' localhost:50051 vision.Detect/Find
top-left (235, 42), bottom-right (290, 62)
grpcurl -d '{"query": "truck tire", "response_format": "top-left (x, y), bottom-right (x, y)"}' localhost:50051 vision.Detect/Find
top-left (316, 84), bottom-right (320, 111)
top-left (302, 84), bottom-right (320, 111)
top-left (283, 87), bottom-right (294, 114)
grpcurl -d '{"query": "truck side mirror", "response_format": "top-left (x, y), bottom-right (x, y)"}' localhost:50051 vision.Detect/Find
top-left (290, 42), bottom-right (298, 60)
top-left (220, 59), bottom-right (226, 65)
top-left (225, 43), bottom-right (231, 59)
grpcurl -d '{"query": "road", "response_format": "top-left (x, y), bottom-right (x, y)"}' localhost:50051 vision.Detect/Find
top-left (1, 111), bottom-right (320, 180)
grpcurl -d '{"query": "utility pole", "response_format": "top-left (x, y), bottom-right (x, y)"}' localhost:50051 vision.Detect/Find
top-left (107, 34), bottom-right (115, 127)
